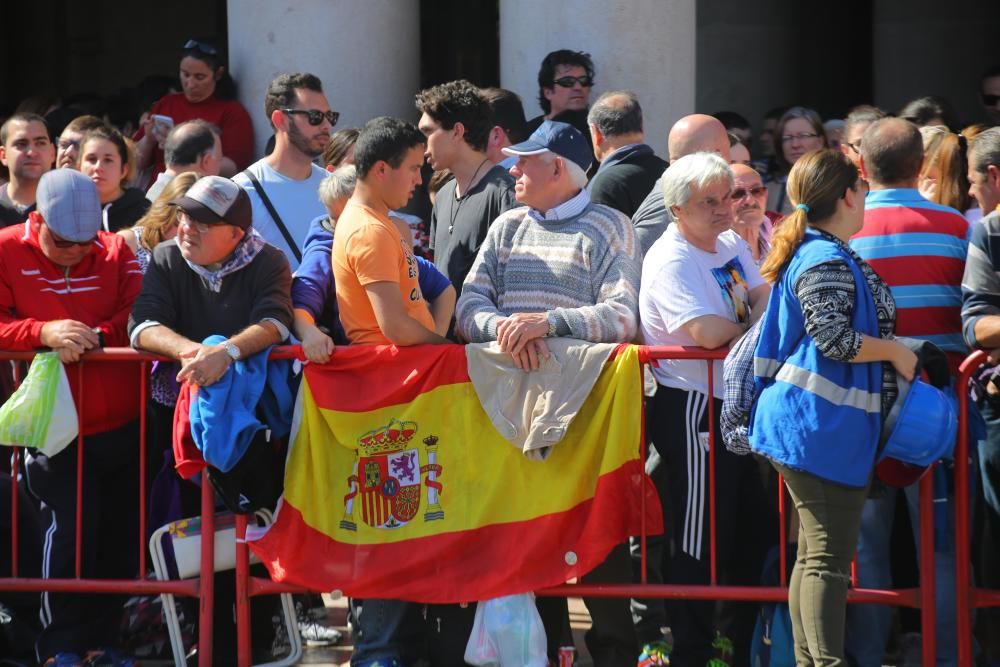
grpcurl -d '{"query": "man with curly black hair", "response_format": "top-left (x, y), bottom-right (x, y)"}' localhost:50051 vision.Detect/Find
top-left (416, 80), bottom-right (517, 293)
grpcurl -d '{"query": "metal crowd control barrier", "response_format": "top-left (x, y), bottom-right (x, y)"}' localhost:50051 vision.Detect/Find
top-left (0, 346), bottom-right (965, 666)
top-left (956, 349), bottom-right (992, 667)
top-left (229, 344), bottom-right (944, 667)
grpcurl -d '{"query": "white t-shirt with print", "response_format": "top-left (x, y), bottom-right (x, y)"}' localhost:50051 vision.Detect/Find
top-left (639, 225), bottom-right (764, 397)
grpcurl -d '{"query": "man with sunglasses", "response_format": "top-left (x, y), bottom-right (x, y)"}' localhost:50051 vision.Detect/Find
top-left (729, 163), bottom-right (776, 266)
top-left (234, 72), bottom-right (336, 270)
top-left (981, 64), bottom-right (1000, 125)
top-left (0, 169), bottom-right (144, 663)
top-left (586, 91), bottom-right (666, 218)
top-left (0, 112), bottom-right (55, 229)
top-left (525, 49), bottom-right (595, 135)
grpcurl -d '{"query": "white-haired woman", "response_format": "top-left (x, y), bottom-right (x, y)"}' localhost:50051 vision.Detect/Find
top-left (638, 151), bottom-right (774, 666)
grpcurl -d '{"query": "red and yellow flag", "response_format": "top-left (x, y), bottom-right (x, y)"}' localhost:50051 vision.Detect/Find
top-left (248, 343), bottom-right (661, 603)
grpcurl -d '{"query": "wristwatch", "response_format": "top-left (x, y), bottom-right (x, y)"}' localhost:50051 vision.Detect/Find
top-left (545, 314), bottom-right (558, 338)
top-left (222, 340), bottom-right (241, 361)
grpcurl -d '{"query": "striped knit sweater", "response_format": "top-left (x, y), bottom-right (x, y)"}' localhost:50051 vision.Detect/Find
top-left (456, 201), bottom-right (640, 343)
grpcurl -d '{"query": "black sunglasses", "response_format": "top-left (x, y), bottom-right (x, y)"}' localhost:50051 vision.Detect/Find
top-left (46, 225), bottom-right (96, 248)
top-left (183, 39), bottom-right (218, 55)
top-left (281, 108), bottom-right (340, 127)
top-left (983, 93), bottom-right (1000, 107)
top-left (730, 186), bottom-right (768, 201)
top-left (552, 75), bottom-right (594, 88)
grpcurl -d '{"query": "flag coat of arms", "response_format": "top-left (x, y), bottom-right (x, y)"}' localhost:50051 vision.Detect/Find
top-left (248, 343), bottom-right (661, 603)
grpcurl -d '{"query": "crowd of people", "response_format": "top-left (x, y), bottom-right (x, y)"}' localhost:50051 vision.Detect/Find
top-left (2, 38), bottom-right (1000, 667)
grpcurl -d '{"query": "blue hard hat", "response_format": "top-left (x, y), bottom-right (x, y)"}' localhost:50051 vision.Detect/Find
top-left (879, 378), bottom-right (957, 468)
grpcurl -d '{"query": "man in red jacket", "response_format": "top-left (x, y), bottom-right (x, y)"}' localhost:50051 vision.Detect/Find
top-left (0, 169), bottom-right (143, 663)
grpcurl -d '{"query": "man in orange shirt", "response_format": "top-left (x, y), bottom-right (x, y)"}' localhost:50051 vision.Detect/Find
top-left (331, 116), bottom-right (449, 665)
top-left (332, 116), bottom-right (449, 348)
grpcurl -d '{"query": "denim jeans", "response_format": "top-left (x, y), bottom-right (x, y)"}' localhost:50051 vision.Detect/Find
top-left (349, 599), bottom-right (424, 667)
top-left (845, 466), bottom-right (960, 667)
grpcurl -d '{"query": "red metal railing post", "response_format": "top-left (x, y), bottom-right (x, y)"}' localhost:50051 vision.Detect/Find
top-left (198, 479), bottom-right (215, 667)
top-left (918, 467), bottom-right (937, 667)
top-left (9, 364), bottom-right (21, 578)
top-left (236, 513), bottom-right (252, 667)
top-left (75, 362), bottom-right (85, 579)
top-left (778, 474), bottom-right (787, 585)
top-left (954, 351), bottom-right (984, 667)
top-left (707, 360), bottom-right (718, 585)
top-left (138, 360), bottom-right (148, 576)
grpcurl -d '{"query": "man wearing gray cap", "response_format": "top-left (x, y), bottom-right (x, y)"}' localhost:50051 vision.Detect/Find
top-left (129, 175), bottom-right (293, 388)
top-left (0, 169), bottom-right (144, 662)
top-left (456, 120), bottom-right (641, 666)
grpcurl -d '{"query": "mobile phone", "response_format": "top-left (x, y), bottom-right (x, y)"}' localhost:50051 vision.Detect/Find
top-left (151, 114), bottom-right (174, 133)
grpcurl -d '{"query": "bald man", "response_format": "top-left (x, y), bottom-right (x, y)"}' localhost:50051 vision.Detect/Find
top-left (145, 120), bottom-right (223, 202)
top-left (631, 114), bottom-right (731, 257)
top-left (586, 91), bottom-right (667, 217)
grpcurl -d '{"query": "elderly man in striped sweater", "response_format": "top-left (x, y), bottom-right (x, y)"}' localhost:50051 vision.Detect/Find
top-left (456, 120), bottom-right (641, 666)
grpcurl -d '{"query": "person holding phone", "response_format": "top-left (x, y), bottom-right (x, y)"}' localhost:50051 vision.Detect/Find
top-left (134, 38), bottom-right (253, 181)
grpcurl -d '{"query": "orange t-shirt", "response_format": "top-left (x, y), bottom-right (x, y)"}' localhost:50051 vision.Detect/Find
top-left (331, 201), bottom-right (435, 344)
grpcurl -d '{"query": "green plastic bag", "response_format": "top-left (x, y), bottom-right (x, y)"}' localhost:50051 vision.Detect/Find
top-left (0, 352), bottom-right (78, 457)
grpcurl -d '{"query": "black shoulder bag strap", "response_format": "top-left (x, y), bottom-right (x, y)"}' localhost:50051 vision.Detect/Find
top-left (240, 169), bottom-right (302, 264)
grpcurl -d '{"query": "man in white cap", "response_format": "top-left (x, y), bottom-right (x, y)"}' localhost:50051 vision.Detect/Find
top-left (129, 175), bottom-right (293, 387)
top-left (456, 119), bottom-right (641, 667)
top-left (0, 168), bottom-right (144, 663)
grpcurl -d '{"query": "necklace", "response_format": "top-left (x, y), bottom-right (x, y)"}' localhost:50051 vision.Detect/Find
top-left (448, 158), bottom-right (492, 234)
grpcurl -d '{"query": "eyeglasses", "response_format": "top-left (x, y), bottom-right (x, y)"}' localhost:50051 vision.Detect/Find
top-left (983, 93), bottom-right (1000, 107)
top-left (281, 109), bottom-right (340, 127)
top-left (730, 185), bottom-right (767, 201)
top-left (57, 138), bottom-right (80, 151)
top-left (177, 210), bottom-right (213, 234)
top-left (781, 132), bottom-right (821, 143)
top-left (845, 141), bottom-right (861, 155)
top-left (46, 226), bottom-right (95, 248)
top-left (183, 39), bottom-right (218, 55)
top-left (552, 75), bottom-right (594, 88)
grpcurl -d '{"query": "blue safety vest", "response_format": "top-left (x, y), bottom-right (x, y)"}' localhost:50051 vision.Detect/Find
top-left (749, 230), bottom-right (882, 487)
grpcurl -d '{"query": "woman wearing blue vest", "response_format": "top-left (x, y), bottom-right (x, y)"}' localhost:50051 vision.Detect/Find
top-left (749, 149), bottom-right (917, 666)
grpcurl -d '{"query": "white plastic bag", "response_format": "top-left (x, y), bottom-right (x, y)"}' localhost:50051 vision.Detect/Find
top-left (464, 593), bottom-right (548, 667)
top-left (0, 352), bottom-right (78, 457)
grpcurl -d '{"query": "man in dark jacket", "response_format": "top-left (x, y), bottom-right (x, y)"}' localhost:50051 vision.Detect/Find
top-left (586, 91), bottom-right (667, 218)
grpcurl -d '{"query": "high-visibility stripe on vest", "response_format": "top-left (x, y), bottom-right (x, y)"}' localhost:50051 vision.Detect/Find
top-left (749, 231), bottom-right (883, 487)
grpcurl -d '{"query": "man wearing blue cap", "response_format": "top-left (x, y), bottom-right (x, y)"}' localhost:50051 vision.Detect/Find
top-left (0, 169), bottom-right (144, 663)
top-left (456, 120), bottom-right (641, 666)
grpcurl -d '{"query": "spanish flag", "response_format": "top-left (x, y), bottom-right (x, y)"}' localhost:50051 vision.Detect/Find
top-left (248, 343), bottom-right (660, 603)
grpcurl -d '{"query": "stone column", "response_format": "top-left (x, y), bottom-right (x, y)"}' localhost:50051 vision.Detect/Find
top-left (499, 0), bottom-right (696, 156)
top-left (228, 0), bottom-right (421, 159)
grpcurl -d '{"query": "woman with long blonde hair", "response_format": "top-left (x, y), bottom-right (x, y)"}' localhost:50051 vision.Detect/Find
top-left (118, 171), bottom-right (199, 273)
top-left (751, 149), bottom-right (916, 665)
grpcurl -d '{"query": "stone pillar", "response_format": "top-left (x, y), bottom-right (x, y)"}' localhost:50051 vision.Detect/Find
top-left (499, 0), bottom-right (696, 156)
top-left (228, 0), bottom-right (421, 159)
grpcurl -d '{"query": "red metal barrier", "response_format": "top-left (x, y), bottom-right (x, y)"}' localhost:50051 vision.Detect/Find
top-left (229, 344), bottom-right (944, 667)
top-left (0, 348), bottom-right (213, 667)
top-left (0, 346), bottom-right (955, 665)
top-left (956, 350), bottom-right (989, 667)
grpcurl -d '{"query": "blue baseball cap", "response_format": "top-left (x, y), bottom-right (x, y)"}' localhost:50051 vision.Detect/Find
top-left (501, 120), bottom-right (592, 172)
top-left (36, 169), bottom-right (102, 241)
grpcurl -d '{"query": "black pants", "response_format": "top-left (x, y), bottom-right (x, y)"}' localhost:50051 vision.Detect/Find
top-left (650, 386), bottom-right (775, 667)
top-left (24, 421), bottom-right (140, 662)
